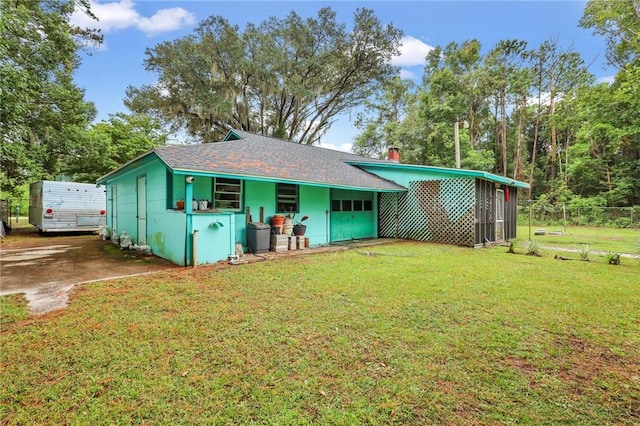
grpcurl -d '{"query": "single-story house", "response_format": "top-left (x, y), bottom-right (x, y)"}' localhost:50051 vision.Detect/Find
top-left (96, 130), bottom-right (529, 266)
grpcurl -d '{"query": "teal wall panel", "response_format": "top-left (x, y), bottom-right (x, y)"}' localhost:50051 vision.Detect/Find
top-left (243, 181), bottom-right (330, 247)
top-left (358, 165), bottom-right (446, 187)
top-left (191, 212), bottom-right (235, 264)
top-left (244, 179), bottom-right (275, 239)
top-left (299, 185), bottom-right (330, 246)
top-left (149, 210), bottom-right (186, 265)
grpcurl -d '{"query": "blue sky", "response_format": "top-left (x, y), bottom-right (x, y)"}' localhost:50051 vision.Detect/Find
top-left (71, 1), bottom-right (616, 151)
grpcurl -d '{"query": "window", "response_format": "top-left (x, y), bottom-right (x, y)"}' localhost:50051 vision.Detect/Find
top-left (277, 183), bottom-right (298, 213)
top-left (213, 177), bottom-right (242, 211)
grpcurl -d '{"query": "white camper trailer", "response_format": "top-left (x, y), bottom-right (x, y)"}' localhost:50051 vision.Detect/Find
top-left (29, 181), bottom-right (106, 233)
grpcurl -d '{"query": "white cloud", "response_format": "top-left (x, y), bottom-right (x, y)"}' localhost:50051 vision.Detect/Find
top-left (320, 142), bottom-right (353, 153)
top-left (70, 0), bottom-right (195, 37)
top-left (136, 7), bottom-right (195, 35)
top-left (597, 75), bottom-right (615, 84)
top-left (392, 36), bottom-right (434, 67)
top-left (399, 68), bottom-right (417, 80)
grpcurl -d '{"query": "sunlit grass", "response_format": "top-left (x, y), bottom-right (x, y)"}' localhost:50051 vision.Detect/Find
top-left (1, 241), bottom-right (639, 424)
top-left (517, 224), bottom-right (639, 255)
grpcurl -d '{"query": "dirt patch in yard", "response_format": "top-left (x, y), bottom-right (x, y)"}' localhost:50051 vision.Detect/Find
top-left (0, 227), bottom-right (177, 314)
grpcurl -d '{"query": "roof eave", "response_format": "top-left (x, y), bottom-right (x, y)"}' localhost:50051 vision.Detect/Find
top-left (349, 161), bottom-right (530, 189)
top-left (169, 167), bottom-right (406, 192)
top-left (96, 150), bottom-right (169, 184)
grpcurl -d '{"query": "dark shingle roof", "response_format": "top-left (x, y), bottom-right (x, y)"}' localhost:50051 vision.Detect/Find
top-left (152, 130), bottom-right (405, 191)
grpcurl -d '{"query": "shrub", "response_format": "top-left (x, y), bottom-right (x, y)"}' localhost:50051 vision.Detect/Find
top-left (526, 239), bottom-right (542, 256)
top-left (579, 244), bottom-right (591, 261)
top-left (604, 251), bottom-right (621, 265)
top-left (613, 217), bottom-right (632, 228)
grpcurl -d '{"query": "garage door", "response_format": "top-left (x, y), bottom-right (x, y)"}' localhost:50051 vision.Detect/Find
top-left (330, 189), bottom-right (375, 241)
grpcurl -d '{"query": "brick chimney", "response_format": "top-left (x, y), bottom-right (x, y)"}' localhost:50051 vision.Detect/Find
top-left (387, 146), bottom-right (400, 163)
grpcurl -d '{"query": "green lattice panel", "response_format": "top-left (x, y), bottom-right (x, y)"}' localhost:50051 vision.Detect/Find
top-left (378, 193), bottom-right (398, 238)
top-left (400, 179), bottom-right (475, 246)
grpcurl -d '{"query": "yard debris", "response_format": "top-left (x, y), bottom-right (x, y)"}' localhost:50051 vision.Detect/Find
top-left (119, 231), bottom-right (132, 250)
top-left (98, 224), bottom-right (110, 240)
top-left (130, 244), bottom-right (152, 255)
top-left (554, 255), bottom-right (572, 261)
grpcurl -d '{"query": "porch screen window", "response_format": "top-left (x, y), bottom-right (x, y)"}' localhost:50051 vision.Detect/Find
top-left (214, 177), bottom-right (242, 211)
top-left (277, 183), bottom-right (298, 213)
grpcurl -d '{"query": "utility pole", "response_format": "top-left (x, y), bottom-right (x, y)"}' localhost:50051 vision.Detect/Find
top-left (454, 121), bottom-right (468, 169)
top-left (454, 122), bottom-right (461, 169)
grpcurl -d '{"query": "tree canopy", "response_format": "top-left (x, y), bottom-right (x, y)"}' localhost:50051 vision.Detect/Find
top-left (0, 0), bottom-right (101, 193)
top-left (125, 7), bottom-right (403, 144)
top-left (354, 0), bottom-right (639, 206)
top-left (1, 0), bottom-right (637, 208)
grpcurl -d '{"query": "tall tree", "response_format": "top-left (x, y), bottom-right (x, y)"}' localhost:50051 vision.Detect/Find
top-left (125, 8), bottom-right (402, 145)
top-left (0, 0), bottom-right (101, 192)
top-left (63, 113), bottom-right (169, 183)
top-left (353, 77), bottom-right (416, 159)
top-left (525, 39), bottom-right (593, 194)
top-left (417, 40), bottom-right (492, 168)
top-left (484, 39), bottom-right (528, 176)
top-left (579, 0), bottom-right (640, 67)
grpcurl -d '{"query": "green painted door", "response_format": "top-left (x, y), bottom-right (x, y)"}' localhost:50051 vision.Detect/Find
top-left (330, 189), bottom-right (375, 241)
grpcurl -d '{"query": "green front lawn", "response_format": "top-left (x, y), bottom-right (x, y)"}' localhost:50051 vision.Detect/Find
top-left (2, 242), bottom-right (639, 424)
top-left (517, 224), bottom-right (640, 255)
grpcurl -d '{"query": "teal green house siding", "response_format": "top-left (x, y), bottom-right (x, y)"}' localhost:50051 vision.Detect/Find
top-left (98, 130), bottom-right (529, 266)
top-left (105, 155), bottom-right (188, 265)
top-left (99, 152), bottom-right (362, 266)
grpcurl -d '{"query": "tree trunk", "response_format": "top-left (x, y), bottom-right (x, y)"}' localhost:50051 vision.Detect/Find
top-left (500, 88), bottom-right (508, 176)
top-left (513, 95), bottom-right (525, 180)
top-left (528, 94), bottom-right (542, 198)
top-left (549, 74), bottom-right (557, 180)
top-left (493, 100), bottom-right (500, 175)
top-left (564, 133), bottom-right (571, 184)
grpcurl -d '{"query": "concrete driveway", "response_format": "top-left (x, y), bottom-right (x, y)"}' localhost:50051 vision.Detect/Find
top-left (0, 229), bottom-right (177, 314)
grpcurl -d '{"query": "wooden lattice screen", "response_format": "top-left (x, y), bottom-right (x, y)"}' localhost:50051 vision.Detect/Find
top-left (379, 179), bottom-right (476, 246)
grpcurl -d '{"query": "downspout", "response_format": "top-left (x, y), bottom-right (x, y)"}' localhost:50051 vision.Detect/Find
top-left (185, 177), bottom-right (194, 266)
top-left (325, 209), bottom-right (329, 243)
top-left (192, 229), bottom-right (198, 268)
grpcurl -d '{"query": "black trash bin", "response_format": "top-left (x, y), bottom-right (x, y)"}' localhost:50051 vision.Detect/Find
top-left (246, 222), bottom-right (271, 253)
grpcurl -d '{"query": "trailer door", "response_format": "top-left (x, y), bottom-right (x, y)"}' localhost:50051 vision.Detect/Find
top-left (136, 176), bottom-right (147, 244)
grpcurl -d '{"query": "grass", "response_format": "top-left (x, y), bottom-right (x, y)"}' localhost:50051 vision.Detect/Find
top-left (1, 218), bottom-right (41, 243)
top-left (1, 241), bottom-right (639, 424)
top-left (517, 224), bottom-right (640, 255)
